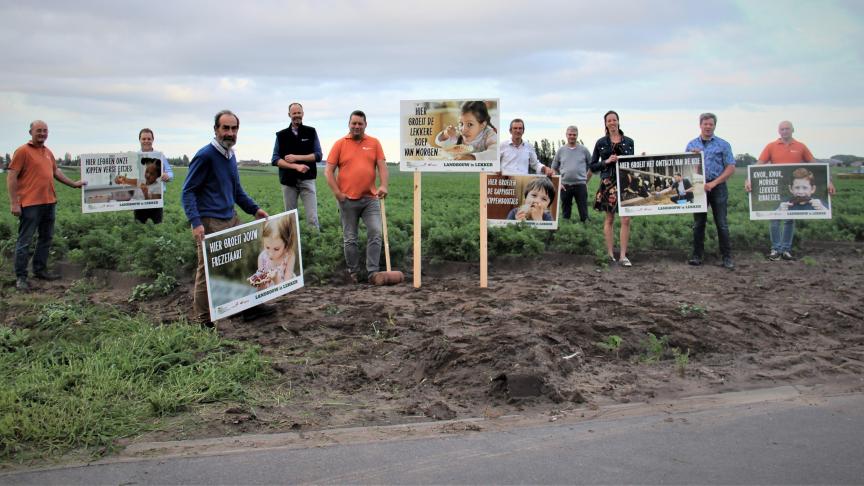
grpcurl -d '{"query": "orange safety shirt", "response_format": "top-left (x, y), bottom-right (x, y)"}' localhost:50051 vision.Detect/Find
top-left (9, 142), bottom-right (58, 207)
top-left (327, 134), bottom-right (385, 199)
top-left (759, 139), bottom-right (815, 164)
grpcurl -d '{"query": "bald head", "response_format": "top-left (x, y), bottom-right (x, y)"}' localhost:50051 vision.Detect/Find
top-left (778, 120), bottom-right (794, 141)
top-left (29, 120), bottom-right (48, 147)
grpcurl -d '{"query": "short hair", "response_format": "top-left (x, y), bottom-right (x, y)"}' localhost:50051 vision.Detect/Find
top-left (699, 112), bottom-right (717, 124)
top-left (523, 177), bottom-right (556, 208)
top-left (29, 120), bottom-right (46, 131)
top-left (674, 173), bottom-right (682, 177)
top-left (509, 118), bottom-right (525, 131)
top-left (139, 128), bottom-right (154, 139)
top-left (349, 110), bottom-right (366, 123)
top-left (288, 102), bottom-right (303, 112)
top-left (791, 167), bottom-right (815, 186)
top-left (214, 109), bottom-right (239, 128)
top-left (566, 125), bottom-right (579, 133)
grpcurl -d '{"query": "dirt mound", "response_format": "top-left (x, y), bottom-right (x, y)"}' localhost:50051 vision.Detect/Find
top-left (29, 242), bottom-right (864, 440)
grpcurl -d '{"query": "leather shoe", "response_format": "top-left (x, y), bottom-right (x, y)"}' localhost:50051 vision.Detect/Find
top-left (33, 271), bottom-right (61, 281)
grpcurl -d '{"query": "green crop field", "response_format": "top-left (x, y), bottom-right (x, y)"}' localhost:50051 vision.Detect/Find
top-left (0, 165), bottom-right (862, 461)
top-left (1, 166), bottom-right (863, 283)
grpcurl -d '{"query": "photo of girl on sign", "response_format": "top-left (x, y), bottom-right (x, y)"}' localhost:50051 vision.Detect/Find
top-left (434, 100), bottom-right (498, 161)
top-left (250, 216), bottom-right (298, 289)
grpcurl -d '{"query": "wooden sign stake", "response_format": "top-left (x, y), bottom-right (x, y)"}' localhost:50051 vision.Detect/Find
top-left (413, 170), bottom-right (422, 288)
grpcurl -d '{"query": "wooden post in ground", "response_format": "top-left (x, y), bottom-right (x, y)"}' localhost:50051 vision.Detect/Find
top-left (413, 170), bottom-right (422, 288)
top-left (480, 173), bottom-right (488, 288)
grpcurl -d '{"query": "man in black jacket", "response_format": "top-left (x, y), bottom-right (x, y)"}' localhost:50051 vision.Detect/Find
top-left (271, 103), bottom-right (322, 229)
top-left (658, 173), bottom-right (694, 203)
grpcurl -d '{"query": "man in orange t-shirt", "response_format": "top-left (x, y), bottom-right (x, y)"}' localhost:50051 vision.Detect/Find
top-left (745, 120), bottom-right (835, 261)
top-left (325, 110), bottom-right (388, 284)
top-left (7, 120), bottom-right (86, 291)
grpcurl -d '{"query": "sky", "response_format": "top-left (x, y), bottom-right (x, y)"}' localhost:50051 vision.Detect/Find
top-left (1, 0), bottom-right (863, 164)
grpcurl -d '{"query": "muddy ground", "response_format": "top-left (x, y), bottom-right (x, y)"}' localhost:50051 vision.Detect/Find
top-left (26, 242), bottom-right (864, 444)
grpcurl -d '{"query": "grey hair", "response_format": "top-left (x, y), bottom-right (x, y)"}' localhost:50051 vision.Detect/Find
top-left (214, 110), bottom-right (239, 128)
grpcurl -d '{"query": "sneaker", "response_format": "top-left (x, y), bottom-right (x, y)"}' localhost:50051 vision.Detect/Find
top-left (767, 250), bottom-right (781, 261)
top-left (722, 256), bottom-right (735, 270)
top-left (33, 271), bottom-right (61, 281)
top-left (688, 256), bottom-right (703, 266)
top-left (781, 251), bottom-right (794, 261)
top-left (608, 255), bottom-right (617, 264)
top-left (15, 277), bottom-right (29, 291)
top-left (620, 257), bottom-right (632, 267)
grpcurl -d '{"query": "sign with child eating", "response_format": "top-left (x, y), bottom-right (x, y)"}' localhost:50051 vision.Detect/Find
top-left (202, 210), bottom-right (304, 320)
top-left (400, 98), bottom-right (501, 172)
top-left (748, 164), bottom-right (832, 220)
top-left (486, 175), bottom-right (561, 230)
top-left (80, 151), bottom-right (166, 213)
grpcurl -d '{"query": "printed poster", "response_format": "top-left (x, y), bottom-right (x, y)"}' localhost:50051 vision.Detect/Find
top-left (400, 99), bottom-right (501, 172)
top-left (203, 210), bottom-right (304, 320)
top-left (486, 175), bottom-right (560, 230)
top-left (80, 151), bottom-right (165, 213)
top-left (748, 164), bottom-right (832, 220)
top-left (615, 153), bottom-right (707, 216)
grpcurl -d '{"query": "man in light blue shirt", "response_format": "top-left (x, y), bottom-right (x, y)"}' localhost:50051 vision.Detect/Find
top-left (685, 113), bottom-right (736, 270)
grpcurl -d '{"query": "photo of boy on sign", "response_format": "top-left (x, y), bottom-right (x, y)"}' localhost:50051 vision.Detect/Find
top-left (748, 163), bottom-right (831, 220)
top-left (506, 177), bottom-right (556, 222)
top-left (779, 167), bottom-right (828, 212)
top-left (487, 175), bottom-right (560, 229)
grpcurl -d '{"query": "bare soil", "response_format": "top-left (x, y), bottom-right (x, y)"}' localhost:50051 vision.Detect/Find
top-left (29, 242), bottom-right (864, 443)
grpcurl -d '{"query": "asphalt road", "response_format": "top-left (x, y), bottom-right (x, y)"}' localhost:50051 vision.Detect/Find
top-left (4, 386), bottom-right (863, 485)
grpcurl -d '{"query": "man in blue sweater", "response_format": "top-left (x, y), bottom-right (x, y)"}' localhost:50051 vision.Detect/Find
top-left (182, 110), bottom-right (269, 326)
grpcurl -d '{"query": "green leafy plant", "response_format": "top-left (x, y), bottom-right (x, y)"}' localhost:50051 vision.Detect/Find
top-left (678, 303), bottom-right (706, 317)
top-left (595, 335), bottom-right (623, 358)
top-left (640, 332), bottom-right (669, 363)
top-left (129, 273), bottom-right (178, 302)
top-left (800, 256), bottom-right (818, 266)
top-left (672, 347), bottom-right (690, 377)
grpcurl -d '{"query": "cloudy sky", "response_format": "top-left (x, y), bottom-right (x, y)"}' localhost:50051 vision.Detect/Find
top-left (1, 0), bottom-right (862, 164)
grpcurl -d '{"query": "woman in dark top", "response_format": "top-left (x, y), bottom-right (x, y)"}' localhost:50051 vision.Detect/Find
top-left (590, 110), bottom-right (635, 266)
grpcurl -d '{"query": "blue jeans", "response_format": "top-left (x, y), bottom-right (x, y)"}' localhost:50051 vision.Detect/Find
top-left (338, 197), bottom-right (382, 276)
top-left (281, 179), bottom-right (319, 230)
top-left (769, 219), bottom-right (794, 252)
top-left (692, 182), bottom-right (731, 259)
top-left (15, 203), bottom-right (56, 279)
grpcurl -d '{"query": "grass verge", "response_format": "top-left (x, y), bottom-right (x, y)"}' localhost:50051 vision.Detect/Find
top-left (0, 297), bottom-right (266, 461)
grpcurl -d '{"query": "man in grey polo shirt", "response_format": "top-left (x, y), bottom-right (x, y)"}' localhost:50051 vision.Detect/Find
top-left (552, 125), bottom-right (592, 222)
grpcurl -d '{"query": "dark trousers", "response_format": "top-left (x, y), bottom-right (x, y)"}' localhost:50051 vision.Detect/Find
top-left (671, 193), bottom-right (694, 203)
top-left (194, 215), bottom-right (240, 322)
top-left (15, 203), bottom-right (56, 279)
top-left (134, 207), bottom-right (164, 224)
top-left (692, 182), bottom-right (731, 259)
top-left (561, 183), bottom-right (589, 222)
